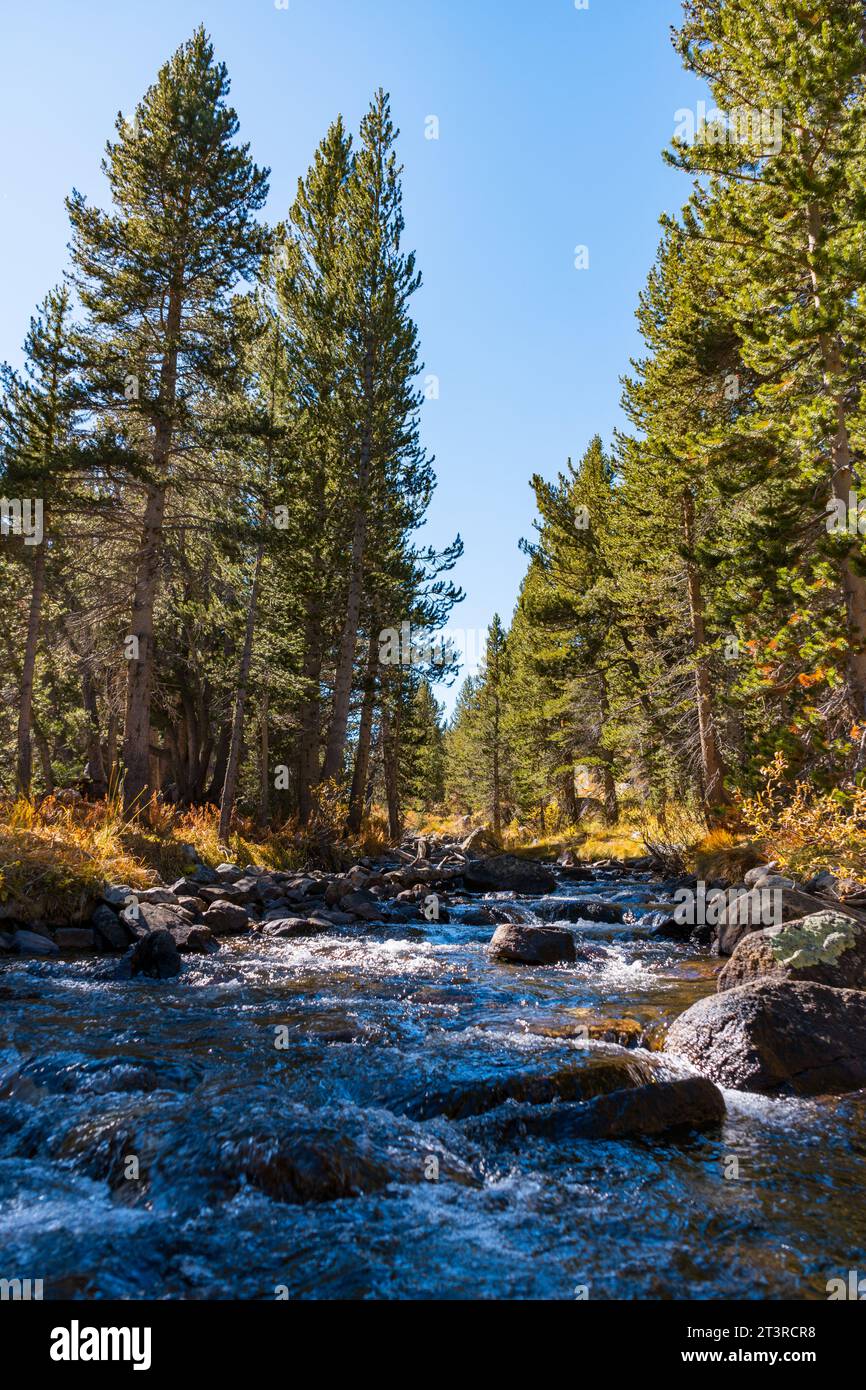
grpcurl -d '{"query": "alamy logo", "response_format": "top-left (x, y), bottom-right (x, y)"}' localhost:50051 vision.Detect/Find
top-left (674, 100), bottom-right (784, 156)
top-left (0, 497), bottom-right (44, 546)
top-left (673, 881), bottom-right (781, 928)
top-left (49, 1320), bottom-right (152, 1372)
top-left (827, 1271), bottom-right (866, 1300)
top-left (0, 1276), bottom-right (43, 1300)
top-left (826, 492), bottom-right (866, 537)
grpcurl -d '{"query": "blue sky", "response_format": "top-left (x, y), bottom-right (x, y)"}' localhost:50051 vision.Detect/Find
top-left (0, 0), bottom-right (704, 710)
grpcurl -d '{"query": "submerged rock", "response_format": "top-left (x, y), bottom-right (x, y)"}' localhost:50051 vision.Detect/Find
top-left (127, 929), bottom-right (182, 980)
top-left (489, 923), bottom-right (576, 965)
top-left (483, 1077), bottom-right (726, 1143)
top-left (665, 979), bottom-right (866, 1096)
top-left (718, 912), bottom-right (866, 993)
top-left (395, 1053), bottom-right (657, 1121)
top-left (220, 1106), bottom-right (479, 1204)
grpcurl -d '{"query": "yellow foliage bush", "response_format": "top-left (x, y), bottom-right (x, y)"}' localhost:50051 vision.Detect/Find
top-left (739, 753), bottom-right (866, 880)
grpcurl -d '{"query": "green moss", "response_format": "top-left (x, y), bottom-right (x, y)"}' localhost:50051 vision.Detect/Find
top-left (770, 912), bottom-right (858, 970)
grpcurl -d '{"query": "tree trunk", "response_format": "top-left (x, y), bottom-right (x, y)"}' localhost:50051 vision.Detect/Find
top-left (347, 637), bottom-right (378, 834)
top-left (81, 666), bottom-right (108, 798)
top-left (122, 269), bottom-right (182, 816)
top-left (259, 690), bottom-right (270, 828)
top-left (597, 674), bottom-right (619, 825)
top-left (218, 540), bottom-right (265, 845)
top-left (122, 479), bottom-right (167, 814)
top-left (681, 488), bottom-right (727, 814)
top-left (491, 693), bottom-right (502, 837)
top-left (206, 722), bottom-right (232, 805)
top-left (16, 547), bottom-right (46, 797)
top-left (808, 203), bottom-right (866, 718)
top-left (381, 701), bottom-right (402, 841)
top-left (33, 720), bottom-right (55, 795)
top-left (297, 601), bottom-right (324, 825)
top-left (321, 339), bottom-right (375, 784)
top-left (322, 506), bottom-right (367, 782)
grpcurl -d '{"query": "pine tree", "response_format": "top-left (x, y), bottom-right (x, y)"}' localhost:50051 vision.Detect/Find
top-left (320, 89), bottom-right (429, 784)
top-left (669, 0), bottom-right (866, 751)
top-left (67, 27), bottom-right (269, 814)
top-left (0, 287), bottom-right (80, 795)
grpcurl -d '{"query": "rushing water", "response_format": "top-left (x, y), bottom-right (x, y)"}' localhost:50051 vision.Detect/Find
top-left (1, 867), bottom-right (864, 1301)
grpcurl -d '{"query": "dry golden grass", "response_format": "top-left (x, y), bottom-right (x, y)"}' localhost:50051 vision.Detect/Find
top-left (0, 796), bottom-right (310, 925)
top-left (0, 790), bottom-right (403, 926)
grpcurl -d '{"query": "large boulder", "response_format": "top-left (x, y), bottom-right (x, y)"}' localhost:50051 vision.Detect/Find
top-left (489, 923), bottom-right (576, 965)
top-left (665, 979), bottom-right (866, 1096)
top-left (719, 912), bottom-right (866, 993)
top-left (462, 855), bottom-right (557, 896)
top-left (712, 886), bottom-right (860, 956)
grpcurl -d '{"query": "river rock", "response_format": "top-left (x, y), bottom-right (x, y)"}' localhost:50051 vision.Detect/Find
top-left (340, 889), bottom-right (382, 921)
top-left (488, 1077), bottom-right (726, 1143)
top-left (91, 904), bottom-right (131, 951)
top-left (121, 901), bottom-right (194, 937)
top-left (202, 901), bottom-right (252, 936)
top-left (171, 877), bottom-right (212, 898)
top-left (462, 855), bottom-right (557, 895)
top-left (718, 912), bottom-right (866, 993)
top-left (12, 929), bottom-right (59, 956)
top-left (187, 864), bottom-right (220, 886)
top-left (557, 862), bottom-right (596, 883)
top-left (102, 883), bottom-right (133, 907)
top-left (397, 1053), bottom-right (656, 1121)
top-left (489, 923), bottom-right (576, 965)
top-left (665, 979), bottom-right (866, 1095)
top-left (55, 927), bottom-right (97, 953)
top-left (128, 929), bottom-right (182, 980)
top-left (459, 907), bottom-right (497, 926)
top-left (171, 925), bottom-right (220, 955)
top-left (221, 1106), bottom-right (479, 1204)
top-left (264, 917), bottom-right (329, 939)
top-left (136, 887), bottom-right (182, 906)
top-left (537, 897), bottom-right (626, 925)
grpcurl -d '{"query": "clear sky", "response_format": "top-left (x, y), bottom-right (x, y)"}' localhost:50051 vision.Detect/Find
top-left (0, 0), bottom-right (705, 710)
